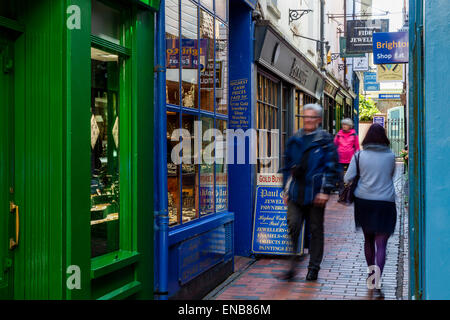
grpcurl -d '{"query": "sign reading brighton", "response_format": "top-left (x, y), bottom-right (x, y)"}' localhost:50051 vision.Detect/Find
top-left (346, 19), bottom-right (389, 53)
top-left (373, 32), bottom-right (409, 64)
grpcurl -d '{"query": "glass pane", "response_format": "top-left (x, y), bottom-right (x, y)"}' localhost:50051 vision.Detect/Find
top-left (166, 0), bottom-right (180, 105)
top-left (216, 19), bottom-right (228, 114)
top-left (90, 47), bottom-right (120, 258)
top-left (202, 0), bottom-right (214, 11)
top-left (216, 120), bottom-right (228, 212)
top-left (200, 117), bottom-right (214, 215)
top-left (91, 0), bottom-right (121, 45)
top-left (200, 10), bottom-right (214, 112)
top-left (167, 111), bottom-right (181, 226)
top-left (181, 1), bottom-right (199, 109)
top-left (216, 0), bottom-right (227, 21)
top-left (181, 114), bottom-right (199, 222)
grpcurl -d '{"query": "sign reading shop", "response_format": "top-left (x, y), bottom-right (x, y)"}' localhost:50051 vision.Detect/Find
top-left (346, 19), bottom-right (389, 54)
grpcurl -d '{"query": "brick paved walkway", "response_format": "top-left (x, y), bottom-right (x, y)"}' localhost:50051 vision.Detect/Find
top-left (206, 165), bottom-right (408, 300)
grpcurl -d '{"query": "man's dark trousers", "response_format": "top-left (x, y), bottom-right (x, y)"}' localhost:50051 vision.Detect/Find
top-left (287, 200), bottom-right (325, 271)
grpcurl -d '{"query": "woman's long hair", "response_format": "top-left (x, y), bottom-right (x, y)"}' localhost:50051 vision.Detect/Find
top-left (362, 123), bottom-right (390, 146)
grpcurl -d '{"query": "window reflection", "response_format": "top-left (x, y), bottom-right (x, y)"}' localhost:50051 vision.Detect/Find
top-left (167, 111), bottom-right (181, 226)
top-left (216, 0), bottom-right (227, 21)
top-left (200, 10), bottom-right (214, 112)
top-left (216, 120), bottom-right (228, 212)
top-left (200, 117), bottom-right (215, 215)
top-left (181, 114), bottom-right (199, 222)
top-left (90, 47), bottom-right (120, 258)
top-left (181, 2), bottom-right (199, 109)
top-left (166, 0), bottom-right (180, 105)
top-left (215, 20), bottom-right (228, 115)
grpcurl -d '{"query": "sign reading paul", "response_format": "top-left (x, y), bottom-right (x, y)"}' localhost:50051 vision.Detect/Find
top-left (373, 32), bottom-right (409, 64)
top-left (252, 174), bottom-right (305, 255)
top-left (346, 19), bottom-right (389, 53)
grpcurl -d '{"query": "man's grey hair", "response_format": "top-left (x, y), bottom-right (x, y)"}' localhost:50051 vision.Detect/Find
top-left (303, 103), bottom-right (323, 118)
top-left (341, 118), bottom-right (354, 127)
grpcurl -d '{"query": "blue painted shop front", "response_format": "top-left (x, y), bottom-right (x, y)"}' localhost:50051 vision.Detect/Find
top-left (409, 0), bottom-right (450, 300)
top-left (154, 0), bottom-right (256, 300)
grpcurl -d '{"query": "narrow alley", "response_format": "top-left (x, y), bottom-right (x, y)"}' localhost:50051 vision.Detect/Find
top-left (205, 165), bottom-right (408, 300)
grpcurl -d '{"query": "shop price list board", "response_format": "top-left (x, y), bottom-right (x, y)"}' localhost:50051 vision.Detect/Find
top-left (229, 78), bottom-right (250, 130)
top-left (252, 174), bottom-right (305, 255)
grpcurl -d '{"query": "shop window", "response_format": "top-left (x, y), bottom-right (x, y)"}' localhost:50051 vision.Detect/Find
top-left (200, 10), bottom-right (214, 112)
top-left (181, 1), bottom-right (199, 109)
top-left (215, 19), bottom-right (228, 115)
top-left (215, 119), bottom-right (228, 212)
top-left (295, 91), bottom-right (316, 131)
top-left (90, 47), bottom-right (120, 258)
top-left (166, 0), bottom-right (180, 105)
top-left (166, 1), bottom-right (229, 227)
top-left (167, 111), bottom-right (181, 226)
top-left (256, 73), bottom-right (280, 174)
top-left (200, 117), bottom-right (215, 215)
top-left (216, 0), bottom-right (227, 21)
top-left (181, 114), bottom-right (199, 222)
top-left (91, 0), bottom-right (121, 45)
top-left (202, 0), bottom-right (214, 11)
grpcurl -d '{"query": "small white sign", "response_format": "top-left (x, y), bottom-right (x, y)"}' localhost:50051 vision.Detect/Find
top-left (353, 54), bottom-right (369, 71)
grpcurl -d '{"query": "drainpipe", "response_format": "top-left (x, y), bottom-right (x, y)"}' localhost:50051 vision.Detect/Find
top-left (155, 0), bottom-right (169, 300)
top-left (320, 0), bottom-right (325, 70)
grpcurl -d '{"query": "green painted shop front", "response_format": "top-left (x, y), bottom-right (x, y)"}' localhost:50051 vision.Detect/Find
top-left (0, 0), bottom-right (158, 299)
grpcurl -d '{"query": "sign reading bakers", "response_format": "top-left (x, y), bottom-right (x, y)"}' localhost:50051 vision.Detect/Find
top-left (346, 19), bottom-right (389, 54)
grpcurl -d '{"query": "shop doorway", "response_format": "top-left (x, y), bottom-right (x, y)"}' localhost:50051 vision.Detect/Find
top-left (0, 37), bottom-right (16, 300)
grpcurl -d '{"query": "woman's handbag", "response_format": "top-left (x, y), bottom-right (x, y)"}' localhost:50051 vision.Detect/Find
top-left (338, 152), bottom-right (360, 206)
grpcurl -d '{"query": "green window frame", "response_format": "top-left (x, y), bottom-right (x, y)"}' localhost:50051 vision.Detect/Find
top-left (89, 0), bottom-right (139, 277)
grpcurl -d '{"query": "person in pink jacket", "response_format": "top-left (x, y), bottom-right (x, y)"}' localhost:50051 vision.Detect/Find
top-left (334, 118), bottom-right (360, 173)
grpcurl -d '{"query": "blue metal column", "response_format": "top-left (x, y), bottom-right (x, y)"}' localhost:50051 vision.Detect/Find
top-left (154, 0), bottom-right (169, 300)
top-left (228, 1), bottom-right (255, 256)
top-left (408, 0), bottom-right (425, 300)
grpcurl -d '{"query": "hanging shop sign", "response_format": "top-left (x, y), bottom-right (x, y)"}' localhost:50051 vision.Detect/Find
top-left (353, 54), bottom-right (369, 71)
top-left (339, 37), bottom-right (365, 58)
top-left (377, 64), bottom-right (404, 82)
top-left (254, 22), bottom-right (324, 100)
top-left (252, 174), bottom-right (305, 255)
top-left (346, 19), bottom-right (389, 54)
top-left (373, 115), bottom-right (386, 128)
top-left (379, 94), bottom-right (401, 100)
top-left (373, 32), bottom-right (409, 64)
top-left (364, 72), bottom-right (380, 91)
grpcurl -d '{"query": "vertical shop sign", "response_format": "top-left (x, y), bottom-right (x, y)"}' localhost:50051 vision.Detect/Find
top-left (229, 78), bottom-right (250, 130)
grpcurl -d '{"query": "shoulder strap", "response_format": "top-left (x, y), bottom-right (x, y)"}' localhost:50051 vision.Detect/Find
top-left (356, 151), bottom-right (361, 176)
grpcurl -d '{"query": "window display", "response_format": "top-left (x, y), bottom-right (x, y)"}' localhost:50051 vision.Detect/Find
top-left (165, 0), bottom-right (229, 227)
top-left (90, 47), bottom-right (120, 258)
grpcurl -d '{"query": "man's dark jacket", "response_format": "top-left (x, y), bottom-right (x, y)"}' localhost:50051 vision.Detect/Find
top-left (281, 128), bottom-right (341, 206)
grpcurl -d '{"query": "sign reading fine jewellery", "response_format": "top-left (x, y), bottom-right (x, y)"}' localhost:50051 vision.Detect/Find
top-left (252, 174), bottom-right (305, 255)
top-left (346, 19), bottom-right (389, 54)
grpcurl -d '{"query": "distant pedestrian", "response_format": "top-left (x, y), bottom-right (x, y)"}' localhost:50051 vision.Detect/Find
top-left (344, 123), bottom-right (397, 294)
top-left (334, 118), bottom-right (360, 174)
top-left (281, 104), bottom-right (341, 281)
